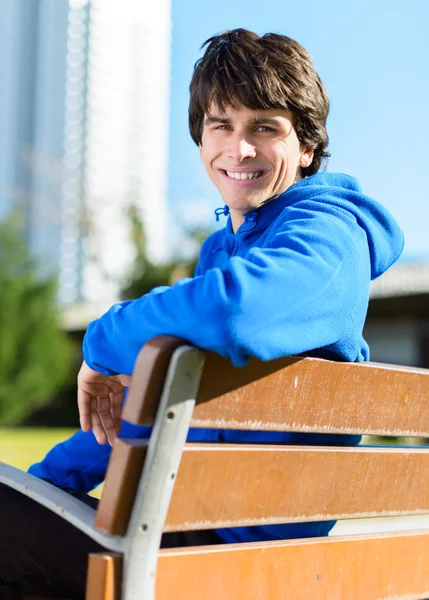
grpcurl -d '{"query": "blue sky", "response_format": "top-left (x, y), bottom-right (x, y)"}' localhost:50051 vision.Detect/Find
top-left (168, 0), bottom-right (428, 260)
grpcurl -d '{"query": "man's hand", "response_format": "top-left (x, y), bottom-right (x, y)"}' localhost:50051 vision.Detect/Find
top-left (77, 361), bottom-right (131, 446)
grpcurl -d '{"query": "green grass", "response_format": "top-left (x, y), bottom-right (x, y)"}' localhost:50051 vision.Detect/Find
top-left (0, 427), bottom-right (104, 498)
top-left (0, 427), bottom-right (78, 471)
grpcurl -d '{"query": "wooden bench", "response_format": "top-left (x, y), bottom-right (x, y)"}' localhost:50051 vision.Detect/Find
top-left (2, 334), bottom-right (429, 599)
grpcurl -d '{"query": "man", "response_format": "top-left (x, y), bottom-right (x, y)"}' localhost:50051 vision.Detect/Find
top-left (1, 29), bottom-right (403, 598)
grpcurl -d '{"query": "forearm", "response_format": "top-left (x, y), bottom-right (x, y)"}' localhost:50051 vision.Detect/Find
top-left (28, 422), bottom-right (151, 490)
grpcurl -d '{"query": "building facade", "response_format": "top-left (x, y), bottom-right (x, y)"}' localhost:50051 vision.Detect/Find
top-left (0, 0), bottom-right (70, 283)
top-left (0, 0), bottom-right (171, 305)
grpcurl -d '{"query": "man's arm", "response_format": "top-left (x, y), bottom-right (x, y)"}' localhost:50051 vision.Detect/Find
top-left (28, 427), bottom-right (113, 491)
top-left (79, 198), bottom-right (402, 441)
top-left (28, 242), bottom-right (211, 480)
top-left (28, 417), bottom-right (151, 490)
top-left (83, 204), bottom-right (370, 375)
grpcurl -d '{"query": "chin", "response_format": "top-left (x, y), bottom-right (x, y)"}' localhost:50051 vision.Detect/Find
top-left (225, 199), bottom-right (257, 213)
top-left (226, 191), bottom-right (266, 208)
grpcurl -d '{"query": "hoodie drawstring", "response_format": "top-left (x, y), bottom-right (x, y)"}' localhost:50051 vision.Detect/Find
top-left (214, 206), bottom-right (230, 222)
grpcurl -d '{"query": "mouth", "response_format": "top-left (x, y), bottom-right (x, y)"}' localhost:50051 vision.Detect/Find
top-left (220, 169), bottom-right (265, 182)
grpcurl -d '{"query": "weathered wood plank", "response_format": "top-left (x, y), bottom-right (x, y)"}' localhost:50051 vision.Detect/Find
top-left (191, 352), bottom-right (429, 437)
top-left (125, 338), bottom-right (429, 436)
top-left (156, 531), bottom-right (429, 600)
top-left (86, 553), bottom-right (122, 600)
top-left (123, 336), bottom-right (188, 426)
top-left (95, 439), bottom-right (148, 535)
top-left (164, 444), bottom-right (429, 530)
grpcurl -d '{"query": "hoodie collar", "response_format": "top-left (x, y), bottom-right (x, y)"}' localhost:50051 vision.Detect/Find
top-left (214, 173), bottom-right (363, 235)
top-left (215, 181), bottom-right (303, 236)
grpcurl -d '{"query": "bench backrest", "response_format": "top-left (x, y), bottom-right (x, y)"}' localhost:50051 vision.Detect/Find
top-left (88, 336), bottom-right (429, 600)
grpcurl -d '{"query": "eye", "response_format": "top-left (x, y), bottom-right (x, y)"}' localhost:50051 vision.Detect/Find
top-left (216, 124), bottom-right (232, 131)
top-left (256, 125), bottom-right (274, 132)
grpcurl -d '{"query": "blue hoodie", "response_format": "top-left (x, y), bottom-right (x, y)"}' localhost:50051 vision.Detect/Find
top-left (29, 172), bottom-right (404, 543)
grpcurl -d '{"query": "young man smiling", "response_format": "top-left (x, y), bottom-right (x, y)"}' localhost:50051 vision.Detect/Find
top-left (200, 104), bottom-right (314, 231)
top-left (0, 29), bottom-right (404, 598)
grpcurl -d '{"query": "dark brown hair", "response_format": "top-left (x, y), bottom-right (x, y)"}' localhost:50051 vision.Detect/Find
top-left (189, 29), bottom-right (330, 176)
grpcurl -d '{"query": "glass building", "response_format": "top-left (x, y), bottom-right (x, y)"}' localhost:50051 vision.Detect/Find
top-left (0, 0), bottom-right (171, 306)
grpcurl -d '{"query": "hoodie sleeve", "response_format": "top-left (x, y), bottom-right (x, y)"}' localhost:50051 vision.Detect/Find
top-left (83, 201), bottom-right (374, 375)
top-left (28, 419), bottom-right (152, 490)
top-left (28, 428), bottom-right (113, 490)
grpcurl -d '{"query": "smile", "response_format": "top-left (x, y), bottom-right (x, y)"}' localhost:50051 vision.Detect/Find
top-left (222, 170), bottom-right (264, 181)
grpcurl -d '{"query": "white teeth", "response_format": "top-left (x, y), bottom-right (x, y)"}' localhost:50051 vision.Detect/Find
top-left (226, 171), bottom-right (262, 180)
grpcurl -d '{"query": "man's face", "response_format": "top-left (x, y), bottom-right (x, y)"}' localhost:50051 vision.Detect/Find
top-left (200, 103), bottom-right (314, 223)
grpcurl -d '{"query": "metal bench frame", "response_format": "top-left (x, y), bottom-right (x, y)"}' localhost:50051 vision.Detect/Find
top-left (0, 344), bottom-right (204, 600)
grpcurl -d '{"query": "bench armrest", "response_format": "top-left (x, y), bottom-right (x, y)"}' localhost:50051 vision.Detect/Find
top-left (0, 462), bottom-right (124, 551)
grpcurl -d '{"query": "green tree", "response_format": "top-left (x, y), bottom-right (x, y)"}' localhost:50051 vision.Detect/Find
top-left (120, 204), bottom-right (212, 301)
top-left (181, 224), bottom-right (214, 277)
top-left (0, 213), bottom-right (75, 424)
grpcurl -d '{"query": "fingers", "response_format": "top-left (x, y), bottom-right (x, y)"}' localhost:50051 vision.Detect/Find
top-left (78, 387), bottom-right (93, 433)
top-left (91, 397), bottom-right (108, 445)
top-left (111, 392), bottom-right (124, 437)
top-left (78, 391), bottom-right (119, 445)
top-left (77, 361), bottom-right (127, 445)
top-left (96, 395), bottom-right (122, 446)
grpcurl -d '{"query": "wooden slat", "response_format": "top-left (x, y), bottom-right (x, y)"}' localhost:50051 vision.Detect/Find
top-left (164, 444), bottom-right (429, 531)
top-left (95, 439), bottom-right (148, 535)
top-left (123, 336), bottom-right (188, 425)
top-left (156, 531), bottom-right (429, 600)
top-left (123, 337), bottom-right (429, 436)
top-left (191, 351), bottom-right (429, 437)
top-left (86, 553), bottom-right (122, 600)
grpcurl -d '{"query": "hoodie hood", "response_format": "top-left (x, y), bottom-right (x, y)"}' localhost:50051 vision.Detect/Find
top-left (215, 172), bottom-right (404, 280)
top-left (288, 173), bottom-right (404, 280)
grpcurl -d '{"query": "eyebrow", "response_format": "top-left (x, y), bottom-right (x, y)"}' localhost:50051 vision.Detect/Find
top-left (204, 116), bottom-right (231, 126)
top-left (249, 117), bottom-right (281, 126)
top-left (204, 115), bottom-right (282, 127)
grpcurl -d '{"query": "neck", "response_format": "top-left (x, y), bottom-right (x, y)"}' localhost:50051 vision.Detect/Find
top-left (229, 208), bottom-right (245, 233)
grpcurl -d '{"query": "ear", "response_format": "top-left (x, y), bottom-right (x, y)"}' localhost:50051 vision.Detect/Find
top-left (299, 146), bottom-right (314, 169)
top-left (199, 143), bottom-right (203, 161)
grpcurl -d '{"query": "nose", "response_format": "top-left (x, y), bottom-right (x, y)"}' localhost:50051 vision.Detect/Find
top-left (227, 134), bottom-right (257, 162)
